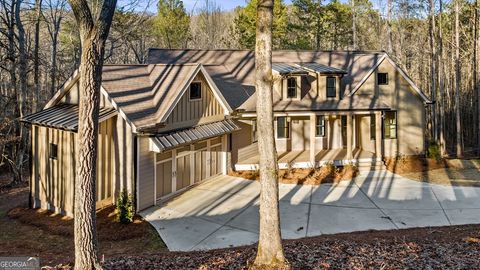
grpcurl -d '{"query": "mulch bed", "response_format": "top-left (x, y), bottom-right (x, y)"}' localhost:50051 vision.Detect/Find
top-left (230, 166), bottom-right (358, 185)
top-left (8, 206), bottom-right (151, 241)
top-left (103, 225), bottom-right (480, 270)
top-left (385, 156), bottom-right (479, 174)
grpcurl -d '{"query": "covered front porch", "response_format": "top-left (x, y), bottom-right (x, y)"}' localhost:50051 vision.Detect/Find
top-left (235, 148), bottom-right (377, 171)
top-left (234, 110), bottom-right (386, 171)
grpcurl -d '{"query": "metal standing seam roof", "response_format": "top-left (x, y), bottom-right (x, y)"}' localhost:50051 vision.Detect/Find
top-left (299, 63), bottom-right (348, 74)
top-left (21, 103), bottom-right (117, 131)
top-left (153, 119), bottom-right (240, 151)
top-left (272, 63), bottom-right (308, 75)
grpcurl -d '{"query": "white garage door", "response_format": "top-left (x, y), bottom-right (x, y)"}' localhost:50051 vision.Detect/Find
top-left (154, 136), bottom-right (225, 202)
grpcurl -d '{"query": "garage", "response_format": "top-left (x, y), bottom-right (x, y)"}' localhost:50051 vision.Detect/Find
top-left (154, 136), bottom-right (225, 202)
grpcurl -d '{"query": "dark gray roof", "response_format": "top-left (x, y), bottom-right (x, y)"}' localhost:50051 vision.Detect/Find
top-left (153, 119), bottom-right (240, 151)
top-left (272, 63), bottom-right (308, 75)
top-left (299, 63), bottom-right (347, 74)
top-left (21, 103), bottom-right (117, 131)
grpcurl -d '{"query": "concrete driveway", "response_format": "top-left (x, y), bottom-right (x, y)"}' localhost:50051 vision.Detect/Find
top-left (140, 170), bottom-right (480, 251)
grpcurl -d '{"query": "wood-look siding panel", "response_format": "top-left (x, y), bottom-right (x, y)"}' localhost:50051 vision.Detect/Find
top-left (137, 137), bottom-right (155, 210)
top-left (31, 117), bottom-right (116, 216)
top-left (162, 73), bottom-right (224, 131)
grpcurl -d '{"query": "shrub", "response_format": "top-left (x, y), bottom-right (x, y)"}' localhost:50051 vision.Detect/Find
top-left (427, 142), bottom-right (442, 161)
top-left (116, 189), bottom-right (133, 224)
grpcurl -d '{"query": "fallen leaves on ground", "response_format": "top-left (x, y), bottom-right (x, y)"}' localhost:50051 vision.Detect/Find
top-left (103, 225), bottom-right (480, 270)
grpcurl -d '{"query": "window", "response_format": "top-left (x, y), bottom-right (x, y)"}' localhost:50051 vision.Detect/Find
top-left (277, 117), bottom-right (290, 138)
top-left (252, 119), bottom-right (258, 142)
top-left (370, 114), bottom-right (376, 140)
top-left (377, 73), bottom-right (388, 85)
top-left (189, 82), bottom-right (202, 100)
top-left (326, 77), bottom-right (336, 98)
top-left (49, 143), bottom-right (58, 160)
top-left (286, 77), bottom-right (297, 98)
top-left (315, 115), bottom-right (326, 137)
top-left (383, 111), bottom-right (397, 139)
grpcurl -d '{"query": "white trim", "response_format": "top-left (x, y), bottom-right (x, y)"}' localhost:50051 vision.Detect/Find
top-left (44, 69), bottom-right (80, 109)
top-left (160, 64), bottom-right (202, 123)
top-left (347, 54), bottom-right (431, 104)
top-left (221, 135), bottom-right (228, 175)
top-left (347, 54), bottom-right (387, 97)
top-left (100, 86), bottom-right (137, 133)
top-left (199, 65), bottom-right (233, 114)
top-left (136, 136), bottom-right (140, 211)
top-left (188, 80), bottom-right (203, 101)
top-left (160, 64), bottom-right (233, 123)
top-left (153, 152), bottom-right (157, 205)
top-left (190, 144), bottom-right (195, 185)
top-left (171, 148), bottom-right (177, 192)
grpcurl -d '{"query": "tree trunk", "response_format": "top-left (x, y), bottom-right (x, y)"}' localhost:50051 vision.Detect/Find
top-left (476, 0), bottom-right (480, 156)
top-left (50, 26), bottom-right (60, 97)
top-left (74, 39), bottom-right (102, 270)
top-left (13, 0), bottom-right (28, 184)
top-left (250, 0), bottom-right (289, 269)
top-left (438, 0), bottom-right (446, 156)
top-left (67, 0), bottom-right (117, 268)
top-left (429, 0), bottom-right (437, 142)
top-left (33, 0), bottom-right (42, 111)
top-left (454, 0), bottom-right (463, 158)
top-left (387, 0), bottom-right (393, 54)
top-left (352, 0), bottom-right (357, 50)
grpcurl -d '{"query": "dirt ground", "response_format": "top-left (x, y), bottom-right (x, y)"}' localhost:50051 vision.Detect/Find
top-left (103, 224), bottom-right (480, 270)
top-left (0, 174), bottom-right (167, 267)
top-left (386, 157), bottom-right (480, 186)
top-left (230, 165), bottom-right (358, 185)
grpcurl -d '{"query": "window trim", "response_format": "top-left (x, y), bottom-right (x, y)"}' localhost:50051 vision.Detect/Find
top-left (326, 76), bottom-right (336, 98)
top-left (276, 117), bottom-right (290, 139)
top-left (286, 77), bottom-right (297, 99)
top-left (189, 81), bottom-right (202, 101)
top-left (377, 73), bottom-right (389, 85)
top-left (49, 143), bottom-right (58, 160)
top-left (315, 115), bottom-right (326, 137)
top-left (383, 111), bottom-right (397, 139)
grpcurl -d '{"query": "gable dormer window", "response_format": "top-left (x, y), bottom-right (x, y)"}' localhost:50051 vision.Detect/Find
top-left (326, 76), bottom-right (336, 98)
top-left (189, 82), bottom-right (202, 100)
top-left (377, 73), bottom-right (388, 85)
top-left (286, 77), bottom-right (297, 98)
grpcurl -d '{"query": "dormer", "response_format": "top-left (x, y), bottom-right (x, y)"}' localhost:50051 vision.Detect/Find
top-left (272, 63), bottom-right (308, 101)
top-left (298, 63), bottom-right (347, 100)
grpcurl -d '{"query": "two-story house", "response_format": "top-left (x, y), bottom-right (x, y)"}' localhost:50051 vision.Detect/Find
top-left (21, 49), bottom-right (431, 216)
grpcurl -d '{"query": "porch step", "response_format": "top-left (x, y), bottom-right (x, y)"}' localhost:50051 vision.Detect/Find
top-left (356, 160), bottom-right (387, 172)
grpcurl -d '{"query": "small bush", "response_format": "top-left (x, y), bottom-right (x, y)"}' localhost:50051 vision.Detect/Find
top-left (116, 189), bottom-right (133, 224)
top-left (427, 142), bottom-right (442, 161)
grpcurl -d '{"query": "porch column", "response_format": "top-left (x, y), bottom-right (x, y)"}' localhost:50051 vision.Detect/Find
top-left (346, 113), bottom-right (353, 161)
top-left (375, 111), bottom-right (382, 159)
top-left (310, 114), bottom-right (316, 167)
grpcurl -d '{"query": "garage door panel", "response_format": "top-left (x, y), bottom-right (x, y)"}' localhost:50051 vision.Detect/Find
top-left (154, 136), bottom-right (224, 201)
top-left (156, 160), bottom-right (172, 198)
